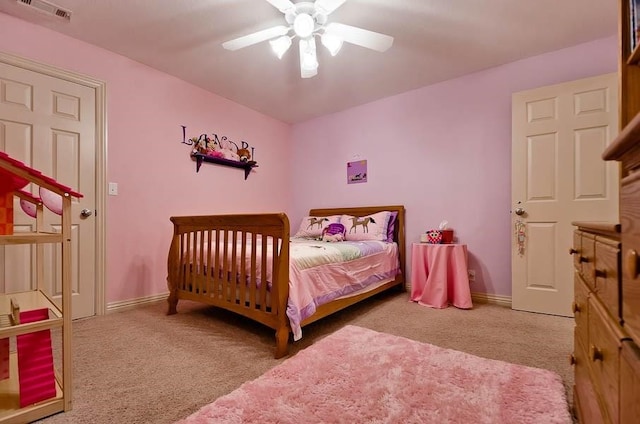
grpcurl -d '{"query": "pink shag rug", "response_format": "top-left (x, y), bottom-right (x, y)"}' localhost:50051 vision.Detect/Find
top-left (177, 325), bottom-right (571, 424)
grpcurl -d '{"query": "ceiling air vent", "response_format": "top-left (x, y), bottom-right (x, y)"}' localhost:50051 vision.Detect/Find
top-left (17, 0), bottom-right (72, 20)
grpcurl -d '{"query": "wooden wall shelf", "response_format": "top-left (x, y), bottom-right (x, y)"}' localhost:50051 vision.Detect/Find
top-left (191, 153), bottom-right (258, 179)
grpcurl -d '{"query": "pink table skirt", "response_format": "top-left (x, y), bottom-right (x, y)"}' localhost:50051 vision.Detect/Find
top-left (410, 243), bottom-right (473, 309)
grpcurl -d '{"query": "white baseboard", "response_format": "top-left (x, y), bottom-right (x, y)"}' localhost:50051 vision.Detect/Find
top-left (107, 292), bottom-right (168, 312)
top-left (471, 292), bottom-right (512, 308)
top-left (107, 290), bottom-right (511, 312)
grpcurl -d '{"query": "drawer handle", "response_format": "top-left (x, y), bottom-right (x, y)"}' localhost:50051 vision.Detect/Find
top-left (594, 268), bottom-right (607, 279)
top-left (569, 354), bottom-right (576, 366)
top-left (626, 249), bottom-right (639, 279)
top-left (589, 344), bottom-right (603, 362)
top-left (569, 248), bottom-right (579, 255)
top-left (572, 302), bottom-right (581, 314)
top-left (579, 256), bottom-right (589, 263)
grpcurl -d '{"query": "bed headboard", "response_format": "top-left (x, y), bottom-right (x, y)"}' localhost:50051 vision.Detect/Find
top-left (308, 205), bottom-right (406, 286)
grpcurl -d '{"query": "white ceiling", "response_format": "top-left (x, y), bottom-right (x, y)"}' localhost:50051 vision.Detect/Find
top-left (0, 0), bottom-right (617, 124)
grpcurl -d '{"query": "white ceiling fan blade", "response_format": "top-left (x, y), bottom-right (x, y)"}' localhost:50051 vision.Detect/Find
top-left (222, 26), bottom-right (290, 51)
top-left (325, 22), bottom-right (393, 52)
top-left (265, 0), bottom-right (295, 13)
top-left (315, 0), bottom-right (347, 15)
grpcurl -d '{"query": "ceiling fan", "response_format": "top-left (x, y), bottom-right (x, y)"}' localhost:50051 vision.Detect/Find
top-left (222, 0), bottom-right (394, 78)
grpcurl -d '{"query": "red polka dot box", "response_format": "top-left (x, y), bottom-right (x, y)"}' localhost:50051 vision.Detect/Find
top-left (421, 229), bottom-right (454, 244)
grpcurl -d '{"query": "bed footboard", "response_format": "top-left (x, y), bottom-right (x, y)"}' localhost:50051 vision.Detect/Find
top-left (167, 213), bottom-right (291, 358)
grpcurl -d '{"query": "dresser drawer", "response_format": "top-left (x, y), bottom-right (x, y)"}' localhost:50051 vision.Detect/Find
top-left (582, 233), bottom-right (596, 290)
top-left (573, 329), bottom-right (605, 424)
top-left (620, 341), bottom-right (640, 424)
top-left (620, 172), bottom-right (640, 343)
top-left (588, 296), bottom-right (624, 424)
top-left (574, 273), bottom-right (589, 347)
top-left (594, 236), bottom-right (621, 321)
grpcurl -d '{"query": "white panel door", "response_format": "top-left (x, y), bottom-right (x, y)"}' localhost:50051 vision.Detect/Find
top-left (0, 61), bottom-right (96, 319)
top-left (512, 73), bottom-right (619, 316)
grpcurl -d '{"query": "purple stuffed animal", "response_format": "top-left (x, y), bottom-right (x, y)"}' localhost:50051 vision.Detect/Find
top-left (321, 223), bottom-right (346, 242)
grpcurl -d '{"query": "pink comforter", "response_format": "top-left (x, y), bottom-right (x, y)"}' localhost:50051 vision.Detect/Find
top-left (287, 238), bottom-right (400, 340)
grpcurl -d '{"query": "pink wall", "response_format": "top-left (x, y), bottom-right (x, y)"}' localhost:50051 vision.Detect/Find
top-left (290, 36), bottom-right (617, 297)
top-left (0, 13), bottom-right (291, 304)
top-left (0, 10), bottom-right (618, 302)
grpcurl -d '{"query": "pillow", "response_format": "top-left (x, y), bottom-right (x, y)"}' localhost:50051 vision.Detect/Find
top-left (294, 215), bottom-right (342, 238)
top-left (342, 211), bottom-right (391, 242)
top-left (386, 211), bottom-right (398, 243)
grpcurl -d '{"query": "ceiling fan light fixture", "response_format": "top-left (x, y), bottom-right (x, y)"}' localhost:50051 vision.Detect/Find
top-left (321, 32), bottom-right (343, 56)
top-left (269, 35), bottom-right (292, 59)
top-left (299, 38), bottom-right (318, 78)
top-left (293, 13), bottom-right (315, 38)
top-left (222, 0), bottom-right (394, 78)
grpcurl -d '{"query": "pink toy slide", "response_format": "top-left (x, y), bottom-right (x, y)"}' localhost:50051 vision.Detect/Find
top-left (16, 308), bottom-right (56, 407)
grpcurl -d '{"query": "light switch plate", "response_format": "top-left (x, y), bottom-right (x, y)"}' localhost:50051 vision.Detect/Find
top-left (108, 182), bottom-right (118, 195)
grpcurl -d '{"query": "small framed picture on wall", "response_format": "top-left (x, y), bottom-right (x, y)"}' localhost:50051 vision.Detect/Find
top-left (347, 160), bottom-right (367, 184)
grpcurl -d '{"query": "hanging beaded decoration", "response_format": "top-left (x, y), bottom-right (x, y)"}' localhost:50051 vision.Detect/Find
top-left (515, 220), bottom-right (526, 256)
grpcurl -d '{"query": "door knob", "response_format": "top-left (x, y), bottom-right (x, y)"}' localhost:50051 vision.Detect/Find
top-left (589, 344), bottom-right (603, 362)
top-left (80, 208), bottom-right (93, 218)
top-left (572, 302), bottom-right (581, 314)
top-left (514, 207), bottom-right (525, 216)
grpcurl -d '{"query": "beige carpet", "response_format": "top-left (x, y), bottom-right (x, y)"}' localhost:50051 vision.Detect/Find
top-left (37, 291), bottom-right (574, 424)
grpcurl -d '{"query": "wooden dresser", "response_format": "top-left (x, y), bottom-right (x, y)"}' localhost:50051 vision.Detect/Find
top-left (572, 116), bottom-right (640, 423)
top-left (596, 114), bottom-right (640, 424)
top-left (570, 222), bottom-right (629, 423)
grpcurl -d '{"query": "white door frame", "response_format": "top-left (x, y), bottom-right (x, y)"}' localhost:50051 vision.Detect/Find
top-left (0, 50), bottom-right (107, 316)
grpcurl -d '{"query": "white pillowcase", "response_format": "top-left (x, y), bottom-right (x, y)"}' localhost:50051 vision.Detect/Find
top-left (342, 211), bottom-right (391, 241)
top-left (294, 215), bottom-right (342, 238)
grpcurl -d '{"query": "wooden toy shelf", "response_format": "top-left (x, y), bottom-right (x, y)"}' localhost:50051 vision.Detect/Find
top-left (0, 283), bottom-right (67, 424)
top-left (0, 291), bottom-right (62, 338)
top-left (0, 151), bottom-right (82, 423)
top-left (0, 353), bottom-right (64, 424)
top-left (0, 233), bottom-right (62, 244)
top-left (0, 291), bottom-right (61, 420)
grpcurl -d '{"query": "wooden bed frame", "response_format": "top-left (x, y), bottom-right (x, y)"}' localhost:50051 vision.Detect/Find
top-left (166, 205), bottom-right (406, 358)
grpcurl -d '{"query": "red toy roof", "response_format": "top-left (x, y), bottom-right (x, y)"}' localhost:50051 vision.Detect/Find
top-left (0, 152), bottom-right (83, 198)
top-left (15, 189), bottom-right (42, 204)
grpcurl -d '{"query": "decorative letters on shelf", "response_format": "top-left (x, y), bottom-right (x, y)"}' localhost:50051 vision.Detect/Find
top-left (180, 125), bottom-right (258, 179)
